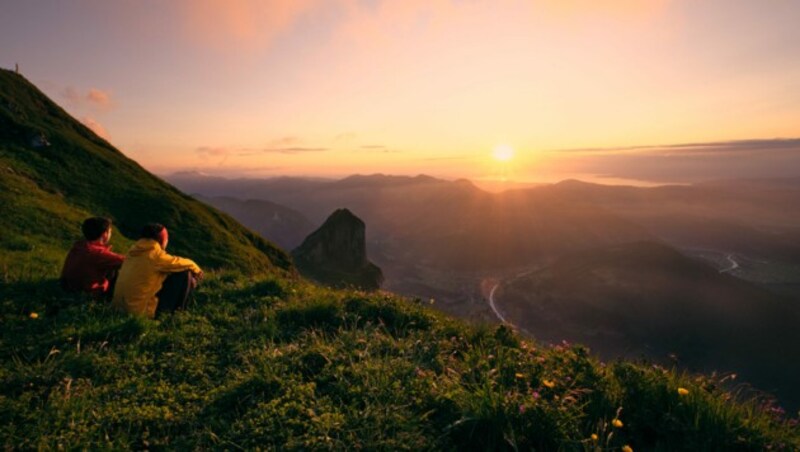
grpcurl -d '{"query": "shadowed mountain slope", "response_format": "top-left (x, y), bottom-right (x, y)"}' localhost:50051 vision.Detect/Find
top-left (497, 241), bottom-right (800, 408)
top-left (195, 195), bottom-right (314, 250)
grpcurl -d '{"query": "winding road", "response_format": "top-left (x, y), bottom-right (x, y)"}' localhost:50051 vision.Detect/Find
top-left (719, 254), bottom-right (739, 273)
top-left (488, 283), bottom-right (511, 325)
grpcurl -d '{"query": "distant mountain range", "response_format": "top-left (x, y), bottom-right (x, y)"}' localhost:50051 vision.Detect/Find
top-left (169, 172), bottom-right (651, 271)
top-left (194, 194), bottom-right (314, 251)
top-left (168, 171), bottom-right (800, 284)
top-left (167, 169), bottom-right (800, 409)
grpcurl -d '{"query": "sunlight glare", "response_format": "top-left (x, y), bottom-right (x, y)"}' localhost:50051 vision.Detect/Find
top-left (492, 145), bottom-right (515, 162)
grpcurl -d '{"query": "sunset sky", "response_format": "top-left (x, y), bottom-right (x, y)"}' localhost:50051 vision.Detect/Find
top-left (2, 0), bottom-right (800, 184)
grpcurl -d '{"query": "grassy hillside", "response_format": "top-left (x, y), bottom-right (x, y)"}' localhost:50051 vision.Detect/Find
top-left (0, 69), bottom-right (290, 277)
top-left (2, 271), bottom-right (798, 450)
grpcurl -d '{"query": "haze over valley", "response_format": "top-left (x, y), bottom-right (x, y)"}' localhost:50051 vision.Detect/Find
top-left (168, 170), bottom-right (800, 407)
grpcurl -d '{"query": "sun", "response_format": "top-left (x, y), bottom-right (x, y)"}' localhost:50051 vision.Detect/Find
top-left (492, 145), bottom-right (515, 162)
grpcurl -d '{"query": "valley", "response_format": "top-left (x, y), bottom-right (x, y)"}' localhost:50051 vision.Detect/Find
top-left (169, 172), bottom-right (800, 410)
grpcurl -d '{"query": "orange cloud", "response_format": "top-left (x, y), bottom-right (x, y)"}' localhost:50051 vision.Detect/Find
top-left (196, 146), bottom-right (231, 166)
top-left (81, 116), bottom-right (111, 140)
top-left (180, 0), bottom-right (321, 51)
top-left (62, 87), bottom-right (114, 110)
top-left (269, 136), bottom-right (301, 146)
top-left (86, 88), bottom-right (112, 108)
top-left (536, 0), bottom-right (671, 18)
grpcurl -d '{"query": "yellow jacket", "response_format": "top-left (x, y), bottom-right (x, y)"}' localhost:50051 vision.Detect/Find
top-left (112, 239), bottom-right (202, 318)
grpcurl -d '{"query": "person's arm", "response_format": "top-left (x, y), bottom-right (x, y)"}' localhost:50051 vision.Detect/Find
top-left (154, 251), bottom-right (202, 275)
top-left (97, 248), bottom-right (126, 271)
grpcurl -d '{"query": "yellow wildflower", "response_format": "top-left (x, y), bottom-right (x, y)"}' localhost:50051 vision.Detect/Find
top-left (590, 433), bottom-right (598, 442)
top-left (678, 387), bottom-right (689, 396)
top-left (29, 312), bottom-right (39, 319)
top-left (612, 419), bottom-right (624, 428)
top-left (515, 373), bottom-right (525, 379)
top-left (542, 379), bottom-right (555, 388)
top-left (622, 445), bottom-right (633, 452)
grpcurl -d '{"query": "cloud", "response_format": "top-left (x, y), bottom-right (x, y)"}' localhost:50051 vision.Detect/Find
top-left (261, 147), bottom-right (329, 154)
top-left (553, 138), bottom-right (800, 156)
top-left (81, 116), bottom-right (111, 140)
top-left (196, 146), bottom-right (230, 156)
top-left (62, 87), bottom-right (114, 110)
top-left (179, 0), bottom-right (321, 51)
top-left (333, 132), bottom-right (358, 143)
top-left (269, 136), bottom-right (301, 146)
top-left (422, 155), bottom-right (468, 161)
top-left (196, 146), bottom-right (231, 165)
top-left (353, 144), bottom-right (401, 153)
top-left (544, 138), bottom-right (800, 183)
top-left (86, 88), bottom-right (112, 108)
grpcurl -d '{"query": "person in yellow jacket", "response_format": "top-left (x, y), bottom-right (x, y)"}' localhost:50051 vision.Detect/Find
top-left (113, 223), bottom-right (203, 318)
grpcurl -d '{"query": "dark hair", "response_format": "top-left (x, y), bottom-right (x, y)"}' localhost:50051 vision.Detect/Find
top-left (139, 223), bottom-right (166, 240)
top-left (81, 217), bottom-right (112, 241)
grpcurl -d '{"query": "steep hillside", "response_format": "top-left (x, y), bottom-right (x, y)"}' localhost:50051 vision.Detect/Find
top-left (0, 69), bottom-right (290, 275)
top-left (496, 241), bottom-right (800, 408)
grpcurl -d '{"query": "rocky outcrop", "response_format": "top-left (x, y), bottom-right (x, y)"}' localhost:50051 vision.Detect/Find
top-left (292, 208), bottom-right (383, 290)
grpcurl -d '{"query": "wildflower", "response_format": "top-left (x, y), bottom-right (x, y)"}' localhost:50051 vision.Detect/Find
top-left (515, 372), bottom-right (525, 379)
top-left (622, 445), bottom-right (633, 452)
top-left (677, 387), bottom-right (689, 396)
top-left (542, 379), bottom-right (555, 388)
top-left (429, 298), bottom-right (435, 305)
top-left (612, 419), bottom-right (624, 428)
top-left (590, 434), bottom-right (598, 442)
top-left (532, 391), bottom-right (540, 400)
top-left (29, 312), bottom-right (39, 319)
top-left (519, 404), bottom-right (526, 414)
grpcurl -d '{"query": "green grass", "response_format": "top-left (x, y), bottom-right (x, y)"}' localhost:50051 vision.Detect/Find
top-left (1, 271), bottom-right (798, 450)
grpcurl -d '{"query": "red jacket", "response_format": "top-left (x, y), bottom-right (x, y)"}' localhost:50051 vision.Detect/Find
top-left (60, 240), bottom-right (126, 297)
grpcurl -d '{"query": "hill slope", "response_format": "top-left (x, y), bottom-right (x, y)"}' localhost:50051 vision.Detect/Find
top-left (2, 272), bottom-right (799, 450)
top-left (0, 69), bottom-right (290, 275)
top-left (496, 241), bottom-right (800, 408)
top-left (195, 195), bottom-right (314, 250)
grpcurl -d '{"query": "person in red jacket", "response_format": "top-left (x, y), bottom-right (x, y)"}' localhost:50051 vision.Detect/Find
top-left (60, 217), bottom-right (125, 299)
